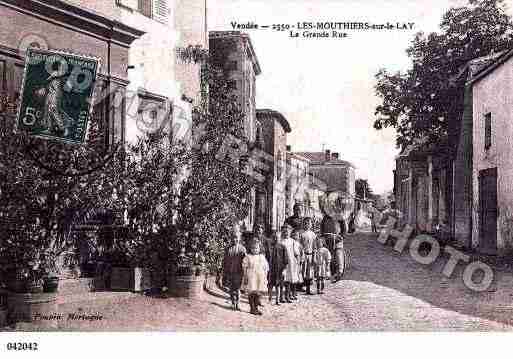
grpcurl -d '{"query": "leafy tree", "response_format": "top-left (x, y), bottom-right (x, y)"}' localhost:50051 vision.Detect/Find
top-left (374, 0), bottom-right (513, 150)
top-left (100, 48), bottom-right (255, 275)
top-left (173, 57), bottom-right (254, 274)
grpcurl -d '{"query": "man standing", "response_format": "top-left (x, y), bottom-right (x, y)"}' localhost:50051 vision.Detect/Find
top-left (285, 202), bottom-right (304, 232)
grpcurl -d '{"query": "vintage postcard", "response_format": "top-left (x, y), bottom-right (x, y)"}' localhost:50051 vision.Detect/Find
top-left (1, 0), bottom-right (513, 356)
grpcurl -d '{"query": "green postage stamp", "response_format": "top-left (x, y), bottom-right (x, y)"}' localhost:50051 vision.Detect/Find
top-left (16, 48), bottom-right (100, 144)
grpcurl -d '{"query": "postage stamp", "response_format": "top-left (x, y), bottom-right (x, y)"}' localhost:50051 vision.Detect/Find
top-left (16, 48), bottom-right (100, 145)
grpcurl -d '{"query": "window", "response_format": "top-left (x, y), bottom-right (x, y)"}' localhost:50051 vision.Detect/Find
top-left (484, 112), bottom-right (492, 150)
top-left (138, 0), bottom-right (169, 24)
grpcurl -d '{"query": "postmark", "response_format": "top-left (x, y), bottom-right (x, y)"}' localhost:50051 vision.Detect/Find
top-left (16, 48), bottom-right (100, 145)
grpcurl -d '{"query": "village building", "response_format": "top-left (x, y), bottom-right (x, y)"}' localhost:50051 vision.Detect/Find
top-left (111, 0), bottom-right (208, 143)
top-left (256, 109), bottom-right (291, 232)
top-left (209, 30), bottom-right (261, 232)
top-left (0, 0), bottom-right (143, 143)
top-left (392, 52), bottom-right (505, 251)
top-left (468, 48), bottom-right (513, 256)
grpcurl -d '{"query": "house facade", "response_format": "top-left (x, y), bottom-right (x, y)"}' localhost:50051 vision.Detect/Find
top-left (470, 49), bottom-right (513, 256)
top-left (392, 52), bottom-right (507, 251)
top-left (0, 0), bottom-right (144, 144)
top-left (114, 0), bottom-right (207, 143)
top-left (0, 0), bottom-right (207, 144)
top-left (256, 109), bottom-right (291, 232)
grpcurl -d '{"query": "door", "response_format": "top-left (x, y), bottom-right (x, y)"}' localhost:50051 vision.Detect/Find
top-left (479, 168), bottom-right (498, 255)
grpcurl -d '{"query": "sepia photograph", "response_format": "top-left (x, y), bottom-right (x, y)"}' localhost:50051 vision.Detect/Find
top-left (1, 0), bottom-right (513, 356)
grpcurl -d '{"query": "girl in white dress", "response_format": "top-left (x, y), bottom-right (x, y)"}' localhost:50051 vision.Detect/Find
top-left (242, 240), bottom-right (269, 315)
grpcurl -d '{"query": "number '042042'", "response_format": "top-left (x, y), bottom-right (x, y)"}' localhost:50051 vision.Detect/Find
top-left (6, 342), bottom-right (38, 351)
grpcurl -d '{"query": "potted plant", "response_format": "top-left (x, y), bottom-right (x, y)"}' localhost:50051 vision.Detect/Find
top-left (96, 125), bottom-right (189, 294)
top-left (0, 93), bottom-right (118, 324)
top-left (0, 228), bottom-right (63, 324)
top-left (109, 233), bottom-right (153, 292)
top-left (163, 50), bottom-right (256, 298)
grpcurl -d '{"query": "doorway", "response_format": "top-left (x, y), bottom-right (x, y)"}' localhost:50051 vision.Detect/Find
top-left (479, 168), bottom-right (498, 255)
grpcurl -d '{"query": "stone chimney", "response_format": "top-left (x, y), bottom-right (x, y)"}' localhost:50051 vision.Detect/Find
top-left (325, 149), bottom-right (331, 161)
top-left (332, 152), bottom-right (339, 160)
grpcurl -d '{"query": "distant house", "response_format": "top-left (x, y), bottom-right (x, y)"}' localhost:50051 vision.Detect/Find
top-left (294, 150), bottom-right (356, 195)
top-left (293, 150), bottom-right (356, 221)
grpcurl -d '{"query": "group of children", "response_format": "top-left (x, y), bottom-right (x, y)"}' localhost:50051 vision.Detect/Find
top-left (222, 217), bottom-right (339, 316)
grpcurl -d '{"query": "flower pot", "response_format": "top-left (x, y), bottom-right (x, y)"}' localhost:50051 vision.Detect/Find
top-left (6, 291), bottom-right (58, 327)
top-left (167, 273), bottom-right (204, 298)
top-left (43, 277), bottom-right (59, 293)
top-left (110, 267), bottom-right (152, 292)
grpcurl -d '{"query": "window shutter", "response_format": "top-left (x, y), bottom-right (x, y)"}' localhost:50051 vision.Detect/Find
top-left (152, 0), bottom-right (170, 24)
top-left (138, 0), bottom-right (152, 18)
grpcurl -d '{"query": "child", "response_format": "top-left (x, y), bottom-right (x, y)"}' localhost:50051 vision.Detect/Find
top-left (300, 217), bottom-right (317, 295)
top-left (281, 223), bottom-right (299, 303)
top-left (292, 230), bottom-right (304, 300)
top-left (314, 237), bottom-right (332, 294)
top-left (222, 223), bottom-right (247, 311)
top-left (242, 239), bottom-right (269, 315)
top-left (265, 230), bottom-right (288, 305)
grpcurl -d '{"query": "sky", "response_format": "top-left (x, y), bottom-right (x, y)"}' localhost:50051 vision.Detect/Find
top-left (207, 0), bottom-right (512, 194)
